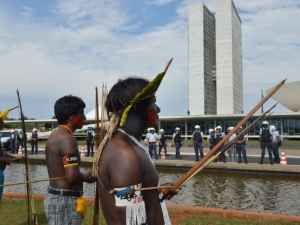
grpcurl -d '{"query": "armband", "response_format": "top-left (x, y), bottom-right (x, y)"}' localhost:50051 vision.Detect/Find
top-left (63, 155), bottom-right (79, 168)
top-left (64, 163), bottom-right (79, 168)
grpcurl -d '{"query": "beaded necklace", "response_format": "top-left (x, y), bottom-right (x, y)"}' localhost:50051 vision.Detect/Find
top-left (59, 125), bottom-right (73, 135)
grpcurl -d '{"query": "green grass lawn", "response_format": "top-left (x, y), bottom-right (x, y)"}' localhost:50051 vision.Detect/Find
top-left (0, 199), bottom-right (297, 225)
top-left (180, 216), bottom-right (296, 225)
top-left (0, 199), bottom-right (104, 225)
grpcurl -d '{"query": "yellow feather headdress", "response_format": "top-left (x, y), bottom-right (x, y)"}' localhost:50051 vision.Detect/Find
top-left (119, 58), bottom-right (173, 127)
top-left (0, 106), bottom-right (18, 122)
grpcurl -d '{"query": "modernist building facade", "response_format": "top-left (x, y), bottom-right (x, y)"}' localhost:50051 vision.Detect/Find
top-left (216, 0), bottom-right (243, 114)
top-left (159, 112), bottom-right (300, 138)
top-left (188, 4), bottom-right (216, 115)
top-left (188, 0), bottom-right (243, 115)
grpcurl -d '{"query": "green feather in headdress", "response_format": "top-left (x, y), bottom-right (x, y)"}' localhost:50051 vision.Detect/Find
top-left (0, 106), bottom-right (18, 122)
top-left (119, 58), bottom-right (173, 127)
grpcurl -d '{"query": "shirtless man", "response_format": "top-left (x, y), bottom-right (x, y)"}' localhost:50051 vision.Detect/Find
top-left (0, 143), bottom-right (18, 200)
top-left (98, 76), bottom-right (175, 225)
top-left (0, 108), bottom-right (20, 200)
top-left (44, 95), bottom-right (96, 225)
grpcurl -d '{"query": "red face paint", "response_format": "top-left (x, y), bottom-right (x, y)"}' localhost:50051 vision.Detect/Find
top-left (147, 108), bottom-right (158, 127)
top-left (72, 115), bottom-right (84, 128)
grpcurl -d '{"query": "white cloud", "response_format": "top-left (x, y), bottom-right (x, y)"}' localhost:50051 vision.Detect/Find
top-left (241, 6), bottom-right (300, 106)
top-left (21, 6), bottom-right (34, 17)
top-left (146, 0), bottom-right (177, 6)
top-left (0, 0), bottom-right (299, 118)
top-left (235, 0), bottom-right (297, 12)
top-left (55, 0), bottom-right (128, 30)
top-left (0, 0), bottom-right (188, 117)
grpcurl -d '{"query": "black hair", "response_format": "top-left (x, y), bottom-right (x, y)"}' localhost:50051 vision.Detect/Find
top-left (54, 95), bottom-right (86, 124)
top-left (106, 77), bottom-right (151, 115)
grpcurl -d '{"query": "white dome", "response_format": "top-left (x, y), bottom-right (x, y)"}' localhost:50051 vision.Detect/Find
top-left (268, 81), bottom-right (300, 112)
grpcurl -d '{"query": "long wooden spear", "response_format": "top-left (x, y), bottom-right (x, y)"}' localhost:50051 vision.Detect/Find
top-left (169, 79), bottom-right (285, 194)
top-left (221, 103), bottom-right (277, 155)
top-left (16, 89), bottom-right (33, 225)
top-left (92, 86), bottom-right (101, 225)
top-left (192, 103), bottom-right (277, 179)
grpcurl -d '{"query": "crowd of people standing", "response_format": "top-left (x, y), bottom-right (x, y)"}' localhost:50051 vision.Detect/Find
top-left (143, 121), bottom-right (282, 164)
top-left (0, 128), bottom-right (39, 154)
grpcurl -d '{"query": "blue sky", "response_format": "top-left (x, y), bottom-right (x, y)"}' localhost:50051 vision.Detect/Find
top-left (0, 0), bottom-right (299, 119)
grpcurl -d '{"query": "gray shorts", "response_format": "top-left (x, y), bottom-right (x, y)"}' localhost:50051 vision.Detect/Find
top-left (44, 193), bottom-right (82, 225)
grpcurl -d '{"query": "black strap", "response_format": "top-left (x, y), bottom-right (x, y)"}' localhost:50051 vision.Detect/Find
top-left (48, 187), bottom-right (82, 197)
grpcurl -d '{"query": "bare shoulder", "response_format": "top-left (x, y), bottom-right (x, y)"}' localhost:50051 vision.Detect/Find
top-left (102, 133), bottom-right (139, 163)
top-left (97, 132), bottom-right (144, 187)
top-left (47, 128), bottom-right (76, 154)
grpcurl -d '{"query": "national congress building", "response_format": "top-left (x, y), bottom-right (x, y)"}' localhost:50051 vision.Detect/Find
top-left (188, 0), bottom-right (243, 115)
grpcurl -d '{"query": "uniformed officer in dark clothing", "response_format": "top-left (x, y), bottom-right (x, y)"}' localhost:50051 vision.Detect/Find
top-left (86, 128), bottom-right (94, 157)
top-left (173, 127), bottom-right (182, 159)
top-left (270, 125), bottom-right (282, 163)
top-left (208, 129), bottom-right (216, 150)
top-left (259, 121), bottom-right (274, 164)
top-left (215, 126), bottom-right (226, 162)
top-left (236, 127), bottom-right (248, 164)
top-left (192, 125), bottom-right (203, 161)
top-left (158, 128), bottom-right (167, 157)
top-left (10, 129), bottom-right (21, 153)
top-left (31, 128), bottom-right (39, 154)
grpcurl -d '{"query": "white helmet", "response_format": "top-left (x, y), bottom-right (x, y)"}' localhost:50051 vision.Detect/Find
top-left (208, 128), bottom-right (214, 134)
top-left (227, 126), bottom-right (234, 131)
top-left (175, 127), bottom-right (180, 131)
top-left (159, 128), bottom-right (164, 133)
top-left (147, 128), bottom-right (152, 132)
top-left (269, 125), bottom-right (276, 132)
top-left (215, 125), bottom-right (222, 131)
top-left (195, 125), bottom-right (200, 129)
top-left (262, 121), bottom-right (269, 125)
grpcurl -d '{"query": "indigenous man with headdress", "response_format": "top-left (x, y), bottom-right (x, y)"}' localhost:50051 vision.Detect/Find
top-left (0, 107), bottom-right (20, 200)
top-left (96, 59), bottom-right (176, 225)
top-left (44, 96), bottom-right (96, 225)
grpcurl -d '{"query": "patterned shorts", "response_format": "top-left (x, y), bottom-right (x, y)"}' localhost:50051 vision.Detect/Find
top-left (44, 193), bottom-right (82, 225)
top-left (0, 170), bottom-right (4, 200)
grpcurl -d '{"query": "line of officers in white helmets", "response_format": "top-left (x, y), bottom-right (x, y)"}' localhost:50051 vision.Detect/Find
top-left (144, 120), bottom-right (282, 164)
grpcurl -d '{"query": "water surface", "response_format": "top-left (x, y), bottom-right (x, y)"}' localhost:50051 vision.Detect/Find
top-left (4, 164), bottom-right (300, 216)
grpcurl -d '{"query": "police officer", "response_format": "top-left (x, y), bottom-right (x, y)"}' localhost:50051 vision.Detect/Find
top-left (158, 128), bottom-right (167, 158)
top-left (86, 127), bottom-right (94, 157)
top-left (226, 127), bottom-right (236, 162)
top-left (208, 128), bottom-right (216, 150)
top-left (215, 126), bottom-right (226, 162)
top-left (173, 127), bottom-right (182, 159)
top-left (236, 126), bottom-right (248, 164)
top-left (270, 125), bottom-right (282, 163)
top-left (259, 121), bottom-right (274, 164)
top-left (11, 129), bottom-right (21, 153)
top-left (192, 125), bottom-right (203, 161)
top-left (31, 128), bottom-right (39, 154)
top-left (145, 127), bottom-right (159, 159)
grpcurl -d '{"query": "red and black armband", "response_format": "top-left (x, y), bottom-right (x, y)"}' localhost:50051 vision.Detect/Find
top-left (63, 155), bottom-right (80, 168)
